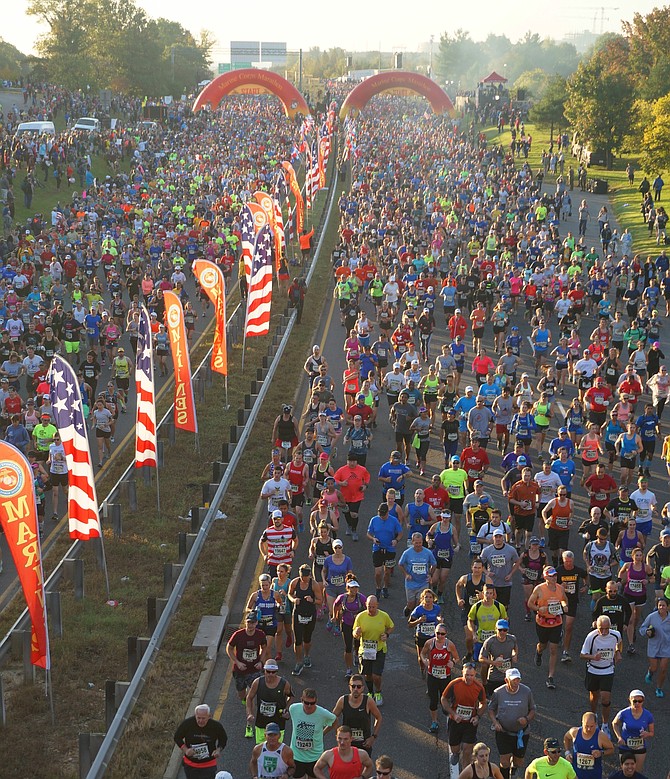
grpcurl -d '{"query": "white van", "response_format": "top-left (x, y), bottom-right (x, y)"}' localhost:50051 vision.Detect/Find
top-left (14, 120), bottom-right (56, 137)
top-left (73, 116), bottom-right (101, 133)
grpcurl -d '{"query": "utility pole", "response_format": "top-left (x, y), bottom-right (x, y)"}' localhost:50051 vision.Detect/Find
top-left (299, 48), bottom-right (303, 93)
top-left (429, 35), bottom-right (434, 79)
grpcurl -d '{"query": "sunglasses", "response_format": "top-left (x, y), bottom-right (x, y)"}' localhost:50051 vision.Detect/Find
top-left (436, 631), bottom-right (447, 636)
top-left (376, 772), bottom-right (391, 777)
top-left (302, 700), bottom-right (317, 706)
top-left (350, 683), bottom-right (364, 688)
top-left (632, 698), bottom-right (644, 703)
top-left (547, 749), bottom-right (561, 754)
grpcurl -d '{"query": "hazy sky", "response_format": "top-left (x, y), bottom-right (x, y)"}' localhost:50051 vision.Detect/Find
top-left (3, 0), bottom-right (662, 61)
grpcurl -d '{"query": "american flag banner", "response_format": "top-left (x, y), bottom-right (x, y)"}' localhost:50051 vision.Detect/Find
top-left (245, 224), bottom-right (273, 337)
top-left (272, 196), bottom-right (286, 265)
top-left (48, 355), bottom-right (102, 540)
top-left (135, 306), bottom-right (157, 468)
top-left (318, 136), bottom-right (331, 189)
top-left (240, 205), bottom-right (255, 286)
top-left (308, 139), bottom-right (321, 205)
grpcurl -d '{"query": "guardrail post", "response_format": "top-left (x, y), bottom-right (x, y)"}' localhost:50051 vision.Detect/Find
top-left (157, 440), bottom-right (165, 467)
top-left (0, 674), bottom-right (5, 726)
top-left (64, 557), bottom-right (85, 600)
top-left (46, 591), bottom-right (62, 639)
top-left (205, 363), bottom-right (213, 387)
top-left (125, 478), bottom-right (138, 511)
top-left (163, 563), bottom-right (184, 598)
top-left (147, 596), bottom-right (168, 632)
top-left (105, 679), bottom-right (132, 729)
top-left (237, 408), bottom-right (249, 425)
top-left (79, 733), bottom-right (105, 778)
top-left (212, 461), bottom-right (226, 481)
top-left (229, 424), bottom-right (239, 443)
top-left (196, 375), bottom-right (205, 402)
top-left (190, 506), bottom-right (206, 532)
top-left (167, 412), bottom-right (176, 445)
top-left (142, 466), bottom-right (152, 486)
top-left (11, 630), bottom-right (34, 684)
top-left (108, 503), bottom-right (122, 540)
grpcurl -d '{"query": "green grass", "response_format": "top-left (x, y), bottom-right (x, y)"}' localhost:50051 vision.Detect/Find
top-left (487, 122), bottom-right (661, 258)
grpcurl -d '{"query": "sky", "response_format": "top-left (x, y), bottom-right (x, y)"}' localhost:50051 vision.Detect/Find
top-left (3, 0), bottom-right (663, 62)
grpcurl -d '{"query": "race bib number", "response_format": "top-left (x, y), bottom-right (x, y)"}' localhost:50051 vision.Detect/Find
top-left (330, 575), bottom-right (344, 586)
top-left (456, 705), bottom-right (473, 720)
top-left (432, 665), bottom-right (448, 678)
top-left (490, 555), bottom-right (506, 567)
top-left (469, 595), bottom-right (480, 605)
top-left (448, 432), bottom-right (458, 441)
top-left (317, 434), bottom-right (328, 445)
top-left (576, 753), bottom-right (595, 769)
top-left (448, 485), bottom-right (461, 497)
top-left (595, 492), bottom-right (606, 502)
top-left (273, 544), bottom-right (288, 557)
top-left (470, 539), bottom-right (482, 554)
top-left (438, 549), bottom-right (451, 560)
top-left (480, 630), bottom-right (495, 641)
top-left (315, 555), bottom-right (326, 566)
top-left (555, 517), bottom-right (569, 529)
top-left (592, 566), bottom-right (609, 578)
top-left (420, 622), bottom-right (436, 636)
top-left (547, 601), bottom-right (563, 616)
top-left (521, 500), bottom-right (532, 511)
top-left (628, 579), bottom-right (643, 593)
top-left (384, 558), bottom-right (396, 569)
top-left (564, 581), bottom-right (576, 595)
top-left (242, 648), bottom-right (257, 662)
top-left (637, 508), bottom-right (649, 518)
top-left (298, 615), bottom-right (312, 625)
top-left (599, 648), bottom-right (614, 661)
top-left (524, 569), bottom-right (538, 581)
top-left (467, 469), bottom-right (480, 478)
top-left (351, 728), bottom-right (364, 742)
top-left (291, 484), bottom-right (299, 493)
top-left (500, 658), bottom-right (511, 672)
top-left (626, 736), bottom-right (644, 750)
top-left (191, 743), bottom-right (209, 760)
top-left (281, 441), bottom-right (292, 449)
top-left (412, 563), bottom-right (428, 575)
top-left (362, 640), bottom-right (378, 659)
top-left (296, 738), bottom-right (314, 750)
top-left (259, 701), bottom-right (277, 716)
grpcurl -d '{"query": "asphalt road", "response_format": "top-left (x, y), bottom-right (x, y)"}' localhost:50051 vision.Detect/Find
top-left (197, 184), bottom-right (670, 779)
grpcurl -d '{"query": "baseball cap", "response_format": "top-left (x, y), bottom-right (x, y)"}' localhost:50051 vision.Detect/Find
top-left (245, 612), bottom-right (258, 622)
top-left (391, 450), bottom-right (402, 458)
top-left (465, 385), bottom-right (474, 392)
top-left (661, 528), bottom-right (670, 538)
top-left (492, 526), bottom-right (504, 535)
top-left (496, 619), bottom-right (510, 630)
top-left (264, 722), bottom-right (281, 734)
top-left (544, 738), bottom-right (561, 750)
top-left (516, 456), bottom-right (527, 466)
top-left (505, 667), bottom-right (521, 679)
top-left (271, 509), bottom-right (283, 519)
top-left (629, 689), bottom-right (645, 699)
top-left (530, 537), bottom-right (541, 545)
top-left (479, 496), bottom-right (490, 505)
top-left (543, 565), bottom-right (557, 576)
top-left (393, 362), bottom-right (401, 369)
top-left (333, 539), bottom-right (343, 548)
top-left (440, 509), bottom-right (452, 517)
top-left (558, 427), bottom-right (568, 434)
top-left (264, 659), bottom-right (279, 670)
top-left (319, 452), bottom-right (329, 459)
top-left (451, 455), bottom-right (460, 462)
top-left (521, 372), bottom-right (529, 378)
top-left (346, 580), bottom-right (360, 588)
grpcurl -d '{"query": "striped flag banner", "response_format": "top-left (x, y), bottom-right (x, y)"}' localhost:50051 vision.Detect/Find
top-left (245, 224), bottom-right (273, 338)
top-left (48, 355), bottom-right (102, 540)
top-left (193, 259), bottom-right (228, 376)
top-left (135, 306), bottom-right (157, 468)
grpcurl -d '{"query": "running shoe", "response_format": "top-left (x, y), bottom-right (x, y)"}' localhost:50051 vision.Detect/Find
top-left (645, 670), bottom-right (653, 684)
top-left (245, 725), bottom-right (254, 738)
top-left (546, 676), bottom-right (556, 689)
top-left (382, 587), bottom-right (389, 598)
top-left (352, 532), bottom-right (359, 542)
top-left (561, 651), bottom-right (571, 663)
top-left (656, 688), bottom-right (665, 698)
top-left (303, 655), bottom-right (312, 668)
top-left (292, 663), bottom-right (303, 676)
top-left (535, 651), bottom-right (542, 667)
top-left (429, 721), bottom-right (439, 733)
top-left (373, 692), bottom-right (383, 706)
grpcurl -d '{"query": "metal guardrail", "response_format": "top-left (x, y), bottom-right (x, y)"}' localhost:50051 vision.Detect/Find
top-left (86, 167), bottom-right (340, 778)
top-left (0, 300), bottom-right (245, 667)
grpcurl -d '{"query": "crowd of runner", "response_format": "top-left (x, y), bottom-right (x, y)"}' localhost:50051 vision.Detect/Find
top-left (193, 94), bottom-right (670, 779)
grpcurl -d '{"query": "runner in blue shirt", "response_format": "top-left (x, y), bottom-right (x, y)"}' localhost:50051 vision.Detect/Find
top-left (378, 451), bottom-right (411, 503)
top-left (636, 403), bottom-right (660, 478)
top-left (551, 450), bottom-right (577, 496)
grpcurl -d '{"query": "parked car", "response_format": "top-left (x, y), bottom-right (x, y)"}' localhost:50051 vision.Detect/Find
top-left (73, 117), bottom-right (101, 133)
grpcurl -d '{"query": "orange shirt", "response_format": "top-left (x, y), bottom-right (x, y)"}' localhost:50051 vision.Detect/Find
top-left (534, 582), bottom-right (566, 627)
top-left (545, 498), bottom-right (573, 531)
top-left (508, 480), bottom-right (540, 515)
top-left (470, 309), bottom-right (487, 329)
top-left (444, 678), bottom-right (486, 722)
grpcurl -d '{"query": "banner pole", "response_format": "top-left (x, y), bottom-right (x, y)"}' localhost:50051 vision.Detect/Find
top-left (155, 465), bottom-right (161, 517)
top-left (224, 376), bottom-right (229, 412)
top-left (46, 668), bottom-right (55, 725)
top-left (99, 530), bottom-right (111, 600)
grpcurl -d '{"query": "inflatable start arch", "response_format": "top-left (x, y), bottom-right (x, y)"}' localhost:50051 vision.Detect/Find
top-left (339, 71), bottom-right (455, 121)
top-left (193, 69), bottom-right (310, 120)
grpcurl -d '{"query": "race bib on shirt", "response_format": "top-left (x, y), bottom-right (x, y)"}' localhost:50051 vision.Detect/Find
top-left (362, 640), bottom-right (378, 659)
top-left (191, 743), bottom-right (209, 760)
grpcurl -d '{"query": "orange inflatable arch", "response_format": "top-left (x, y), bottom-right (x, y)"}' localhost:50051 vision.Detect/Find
top-left (339, 71), bottom-right (455, 120)
top-left (193, 69), bottom-right (310, 120)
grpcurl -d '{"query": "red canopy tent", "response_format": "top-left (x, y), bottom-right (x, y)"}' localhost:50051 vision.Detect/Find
top-left (481, 71), bottom-right (508, 84)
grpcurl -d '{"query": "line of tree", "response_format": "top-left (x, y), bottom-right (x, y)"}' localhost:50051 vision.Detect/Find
top-left (25, 0), bottom-right (213, 95)
top-left (529, 5), bottom-right (670, 171)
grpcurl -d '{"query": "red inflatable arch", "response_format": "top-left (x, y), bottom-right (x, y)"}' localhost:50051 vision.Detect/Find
top-left (339, 71), bottom-right (455, 120)
top-left (193, 69), bottom-right (310, 119)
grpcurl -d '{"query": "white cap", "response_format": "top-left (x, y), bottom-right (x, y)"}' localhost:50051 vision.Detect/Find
top-left (465, 385), bottom-right (474, 392)
top-left (271, 509), bottom-right (283, 519)
top-left (215, 773), bottom-right (233, 779)
top-left (493, 527), bottom-right (505, 536)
